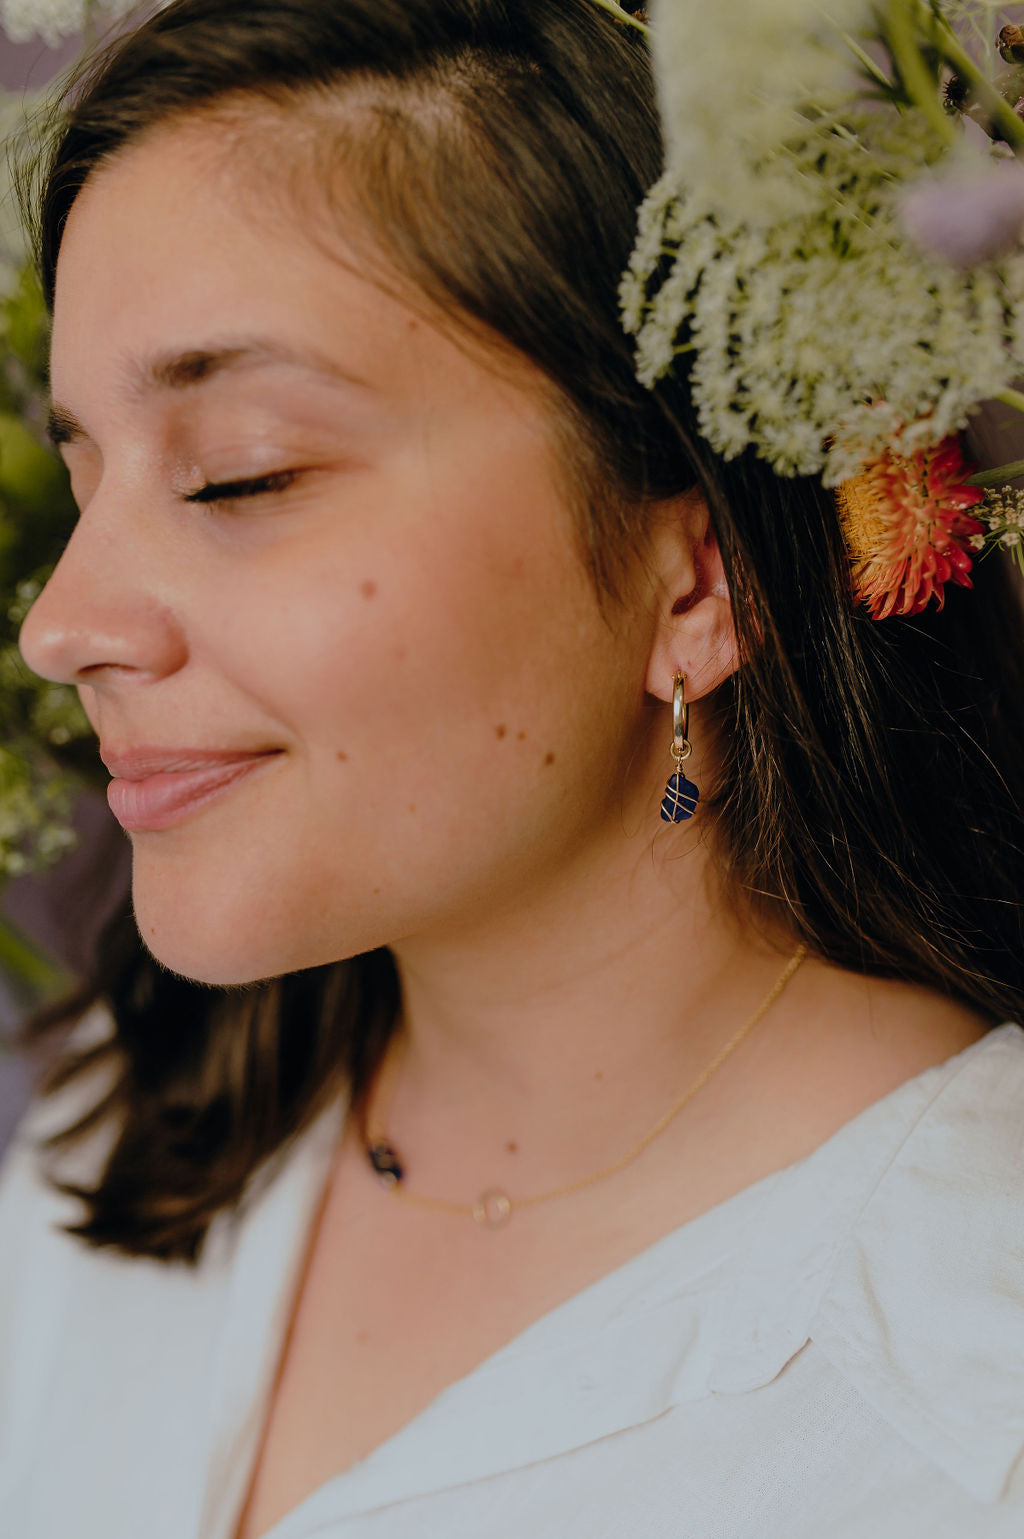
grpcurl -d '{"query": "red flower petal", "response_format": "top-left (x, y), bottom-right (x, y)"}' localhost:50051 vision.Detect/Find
top-left (835, 436), bottom-right (986, 619)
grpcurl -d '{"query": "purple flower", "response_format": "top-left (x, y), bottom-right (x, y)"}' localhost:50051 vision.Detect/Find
top-left (899, 159), bottom-right (1024, 268)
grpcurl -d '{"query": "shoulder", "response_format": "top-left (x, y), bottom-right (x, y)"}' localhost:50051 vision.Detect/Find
top-left (0, 1007), bottom-right (344, 1529)
top-left (0, 1004), bottom-right (128, 1342)
top-left (806, 1022), bottom-right (1024, 1505)
top-left (0, 1002), bottom-right (119, 1214)
top-left (706, 1023), bottom-right (1024, 1508)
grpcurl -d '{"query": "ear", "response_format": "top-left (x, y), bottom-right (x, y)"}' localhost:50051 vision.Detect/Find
top-left (643, 486), bottom-right (739, 705)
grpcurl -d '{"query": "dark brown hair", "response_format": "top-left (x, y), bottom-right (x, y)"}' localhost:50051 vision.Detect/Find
top-left (13, 0), bottom-right (1024, 1263)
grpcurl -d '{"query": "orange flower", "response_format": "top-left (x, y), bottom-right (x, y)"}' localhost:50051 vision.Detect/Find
top-left (835, 437), bottom-right (986, 620)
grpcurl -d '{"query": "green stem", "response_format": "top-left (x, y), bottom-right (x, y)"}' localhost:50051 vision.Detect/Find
top-left (586, 0), bottom-right (651, 36)
top-left (883, 0), bottom-right (958, 146)
top-left (837, 30), bottom-right (896, 92)
top-left (966, 456), bottom-right (1024, 487)
top-left (0, 912), bottom-right (71, 1000)
top-left (929, 5), bottom-right (1024, 154)
top-left (995, 386), bottom-right (1024, 415)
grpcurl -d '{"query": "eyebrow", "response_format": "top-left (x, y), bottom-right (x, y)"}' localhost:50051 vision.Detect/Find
top-left (46, 339), bottom-right (373, 449)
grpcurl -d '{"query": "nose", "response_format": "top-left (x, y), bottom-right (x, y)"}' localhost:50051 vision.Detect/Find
top-left (17, 503), bottom-right (188, 690)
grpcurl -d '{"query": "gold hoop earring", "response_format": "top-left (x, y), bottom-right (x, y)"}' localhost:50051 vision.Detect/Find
top-left (660, 672), bottom-right (700, 823)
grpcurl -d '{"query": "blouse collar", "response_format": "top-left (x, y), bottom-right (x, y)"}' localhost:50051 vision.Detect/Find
top-left (205, 1023), bottom-right (1024, 1535)
top-left (708, 1022), bottom-right (1024, 1503)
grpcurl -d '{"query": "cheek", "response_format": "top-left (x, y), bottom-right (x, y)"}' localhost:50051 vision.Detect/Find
top-left (228, 491), bottom-right (596, 836)
top-left (215, 459), bottom-right (594, 768)
top-left (137, 451), bottom-right (632, 981)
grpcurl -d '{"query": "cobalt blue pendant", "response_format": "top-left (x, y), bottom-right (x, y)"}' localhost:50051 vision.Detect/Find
top-left (661, 771), bottom-right (700, 823)
top-left (367, 1139), bottom-right (405, 1186)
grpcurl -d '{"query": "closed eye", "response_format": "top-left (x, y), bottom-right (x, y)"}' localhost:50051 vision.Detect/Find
top-left (183, 470), bottom-right (300, 505)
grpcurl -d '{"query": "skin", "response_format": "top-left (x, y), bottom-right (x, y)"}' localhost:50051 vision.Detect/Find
top-left (18, 114), bottom-right (997, 1537)
top-left (19, 116), bottom-right (990, 1226)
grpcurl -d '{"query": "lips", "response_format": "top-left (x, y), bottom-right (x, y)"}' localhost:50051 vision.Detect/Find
top-left (104, 750), bottom-right (282, 831)
top-left (101, 746), bottom-right (279, 780)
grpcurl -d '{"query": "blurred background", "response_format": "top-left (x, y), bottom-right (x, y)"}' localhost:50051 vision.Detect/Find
top-left (1, 30), bottom-right (81, 94)
top-left (0, 20), bottom-right (130, 1156)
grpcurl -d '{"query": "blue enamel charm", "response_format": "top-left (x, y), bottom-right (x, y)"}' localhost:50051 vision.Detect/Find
top-left (367, 1139), bottom-right (404, 1186)
top-left (660, 771), bottom-right (699, 823)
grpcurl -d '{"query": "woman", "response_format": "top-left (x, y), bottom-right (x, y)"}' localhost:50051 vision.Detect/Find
top-left (3, 0), bottom-right (1024, 1534)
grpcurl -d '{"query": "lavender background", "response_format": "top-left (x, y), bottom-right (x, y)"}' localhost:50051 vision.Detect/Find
top-left (0, 24), bottom-right (95, 1158)
top-left (0, 790), bottom-right (129, 1155)
top-left (0, 30), bottom-right (80, 92)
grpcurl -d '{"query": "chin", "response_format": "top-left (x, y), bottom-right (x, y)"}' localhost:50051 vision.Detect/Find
top-left (128, 878), bottom-right (381, 988)
top-left (134, 923), bottom-right (271, 988)
top-left (127, 885), bottom-right (280, 987)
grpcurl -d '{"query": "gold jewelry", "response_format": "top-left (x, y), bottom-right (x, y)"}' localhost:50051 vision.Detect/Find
top-left (363, 943), bottom-right (808, 1228)
top-left (661, 672), bottom-right (700, 822)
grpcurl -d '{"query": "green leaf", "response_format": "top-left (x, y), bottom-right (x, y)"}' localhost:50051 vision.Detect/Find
top-left (966, 458), bottom-right (1024, 488)
top-left (0, 411), bottom-right (66, 511)
top-left (0, 906), bottom-right (73, 1003)
top-left (0, 265), bottom-right (50, 384)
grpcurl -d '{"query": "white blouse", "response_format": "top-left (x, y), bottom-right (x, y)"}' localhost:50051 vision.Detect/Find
top-left (2, 1014), bottom-right (1024, 1538)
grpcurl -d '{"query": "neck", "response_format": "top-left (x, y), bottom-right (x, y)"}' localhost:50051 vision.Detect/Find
top-left (376, 825), bottom-right (803, 1192)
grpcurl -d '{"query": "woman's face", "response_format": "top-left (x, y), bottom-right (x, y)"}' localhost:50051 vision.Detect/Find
top-left (19, 118), bottom-right (660, 985)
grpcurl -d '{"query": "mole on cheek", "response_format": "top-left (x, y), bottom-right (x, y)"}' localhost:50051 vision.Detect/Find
top-left (336, 750), bottom-right (349, 762)
top-left (517, 730), bottom-right (527, 741)
top-left (543, 752), bottom-right (556, 766)
top-left (359, 579), bottom-right (378, 600)
top-left (495, 724), bottom-right (508, 740)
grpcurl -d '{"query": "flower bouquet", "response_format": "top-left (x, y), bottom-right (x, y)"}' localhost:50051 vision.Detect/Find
top-left (608, 0), bottom-right (1024, 615)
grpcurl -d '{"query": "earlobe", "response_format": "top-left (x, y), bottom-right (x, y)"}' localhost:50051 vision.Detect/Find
top-left (644, 489), bottom-right (739, 705)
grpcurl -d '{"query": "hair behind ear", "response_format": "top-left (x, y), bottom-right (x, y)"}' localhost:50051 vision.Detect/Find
top-left (696, 444), bottom-right (1024, 1012)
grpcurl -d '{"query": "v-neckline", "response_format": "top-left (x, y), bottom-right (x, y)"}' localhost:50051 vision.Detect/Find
top-left (201, 1025), bottom-right (1018, 1539)
top-left (203, 1088), bottom-right (794, 1539)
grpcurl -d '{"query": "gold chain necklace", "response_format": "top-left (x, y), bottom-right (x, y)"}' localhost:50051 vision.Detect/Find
top-left (363, 943), bottom-right (808, 1228)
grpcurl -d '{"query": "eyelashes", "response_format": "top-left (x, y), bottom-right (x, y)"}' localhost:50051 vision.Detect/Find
top-left (182, 469), bottom-right (299, 505)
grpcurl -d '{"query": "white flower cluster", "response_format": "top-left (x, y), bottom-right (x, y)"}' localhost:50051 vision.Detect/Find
top-left (621, 113), bottom-right (1024, 484)
top-left (0, 743), bottom-right (77, 879)
top-left (2, 0), bottom-right (88, 45)
top-left (980, 486), bottom-right (1024, 552)
top-left (648, 0), bottom-right (871, 224)
top-left (0, 0), bottom-right (156, 47)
